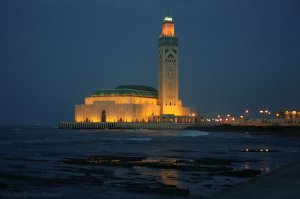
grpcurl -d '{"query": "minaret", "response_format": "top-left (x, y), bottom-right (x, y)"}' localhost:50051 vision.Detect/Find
top-left (158, 11), bottom-right (179, 115)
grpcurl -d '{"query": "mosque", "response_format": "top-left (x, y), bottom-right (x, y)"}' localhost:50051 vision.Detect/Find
top-left (75, 13), bottom-right (195, 123)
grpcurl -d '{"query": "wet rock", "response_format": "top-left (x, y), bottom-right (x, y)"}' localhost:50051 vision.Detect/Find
top-left (79, 167), bottom-right (115, 176)
top-left (216, 169), bottom-right (261, 178)
top-left (171, 149), bottom-right (196, 153)
top-left (27, 170), bottom-right (45, 174)
top-left (0, 172), bottom-right (102, 187)
top-left (63, 155), bottom-right (234, 172)
top-left (7, 164), bottom-right (26, 169)
top-left (50, 175), bottom-right (103, 186)
top-left (175, 159), bottom-right (233, 172)
top-left (88, 155), bottom-right (145, 163)
top-left (194, 158), bottom-right (243, 165)
top-left (203, 184), bottom-right (212, 188)
top-left (0, 182), bottom-right (7, 189)
top-left (0, 172), bottom-right (45, 183)
top-left (63, 155), bottom-right (146, 168)
top-left (123, 182), bottom-right (189, 196)
top-left (63, 158), bottom-right (91, 165)
top-left (220, 184), bottom-right (233, 187)
top-left (2, 157), bottom-right (48, 162)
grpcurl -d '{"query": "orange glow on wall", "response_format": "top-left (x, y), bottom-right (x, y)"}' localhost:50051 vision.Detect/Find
top-left (85, 96), bottom-right (157, 105)
top-left (75, 95), bottom-right (161, 123)
top-left (162, 22), bottom-right (174, 36)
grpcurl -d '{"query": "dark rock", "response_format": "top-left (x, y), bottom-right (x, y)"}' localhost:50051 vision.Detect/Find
top-left (124, 182), bottom-right (189, 196)
top-left (216, 169), bottom-right (261, 178)
top-left (194, 158), bottom-right (243, 165)
top-left (0, 182), bottom-right (7, 189)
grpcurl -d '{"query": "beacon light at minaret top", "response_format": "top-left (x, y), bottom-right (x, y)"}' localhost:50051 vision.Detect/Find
top-left (161, 12), bottom-right (175, 37)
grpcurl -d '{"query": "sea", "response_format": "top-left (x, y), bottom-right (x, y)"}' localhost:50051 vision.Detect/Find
top-left (0, 126), bottom-right (300, 199)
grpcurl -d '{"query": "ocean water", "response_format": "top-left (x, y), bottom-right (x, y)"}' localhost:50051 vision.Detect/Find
top-left (0, 127), bottom-right (300, 198)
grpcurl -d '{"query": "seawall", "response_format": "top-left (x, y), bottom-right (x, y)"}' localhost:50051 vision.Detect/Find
top-left (58, 122), bottom-right (210, 130)
top-left (58, 122), bottom-right (300, 135)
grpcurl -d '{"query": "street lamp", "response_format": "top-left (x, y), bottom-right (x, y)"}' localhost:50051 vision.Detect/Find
top-left (245, 110), bottom-right (249, 124)
top-left (260, 109), bottom-right (270, 125)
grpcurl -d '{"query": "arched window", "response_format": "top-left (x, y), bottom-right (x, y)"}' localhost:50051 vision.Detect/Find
top-left (166, 54), bottom-right (175, 63)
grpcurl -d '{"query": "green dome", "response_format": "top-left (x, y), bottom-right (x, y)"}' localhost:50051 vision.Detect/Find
top-left (90, 85), bottom-right (158, 98)
top-left (115, 85), bottom-right (157, 92)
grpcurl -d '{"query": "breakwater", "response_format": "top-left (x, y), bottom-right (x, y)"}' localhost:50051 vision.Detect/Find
top-left (58, 122), bottom-right (210, 130)
top-left (58, 122), bottom-right (300, 135)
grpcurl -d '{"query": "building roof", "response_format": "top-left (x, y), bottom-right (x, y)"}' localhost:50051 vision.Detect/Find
top-left (90, 85), bottom-right (158, 98)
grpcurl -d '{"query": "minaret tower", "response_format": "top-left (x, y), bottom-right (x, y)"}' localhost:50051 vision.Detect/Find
top-left (158, 11), bottom-right (179, 115)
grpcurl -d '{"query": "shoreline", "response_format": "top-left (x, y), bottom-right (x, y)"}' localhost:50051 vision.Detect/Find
top-left (210, 159), bottom-right (300, 199)
top-left (187, 125), bottom-right (300, 137)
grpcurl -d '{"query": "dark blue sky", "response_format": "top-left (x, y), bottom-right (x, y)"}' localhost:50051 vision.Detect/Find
top-left (0, 0), bottom-right (299, 125)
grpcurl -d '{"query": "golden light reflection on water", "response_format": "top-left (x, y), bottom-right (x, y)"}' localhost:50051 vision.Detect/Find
top-left (158, 169), bottom-right (179, 186)
top-left (243, 162), bottom-right (251, 170)
top-left (260, 163), bottom-right (270, 174)
top-left (243, 162), bottom-right (270, 174)
top-left (138, 158), bottom-right (179, 186)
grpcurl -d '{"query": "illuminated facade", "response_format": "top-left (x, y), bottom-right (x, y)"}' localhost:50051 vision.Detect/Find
top-left (75, 12), bottom-right (191, 123)
top-left (275, 110), bottom-right (300, 119)
top-left (271, 110), bottom-right (300, 125)
top-left (75, 85), bottom-right (160, 122)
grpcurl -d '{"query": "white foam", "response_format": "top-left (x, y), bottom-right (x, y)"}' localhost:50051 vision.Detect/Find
top-left (173, 131), bottom-right (209, 137)
top-left (106, 137), bottom-right (152, 142)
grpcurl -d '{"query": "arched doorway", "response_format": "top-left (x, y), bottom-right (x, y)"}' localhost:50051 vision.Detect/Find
top-left (101, 110), bottom-right (106, 122)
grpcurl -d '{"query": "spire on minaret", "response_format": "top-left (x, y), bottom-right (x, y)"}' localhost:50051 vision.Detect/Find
top-left (166, 8), bottom-right (170, 17)
top-left (164, 9), bottom-right (173, 22)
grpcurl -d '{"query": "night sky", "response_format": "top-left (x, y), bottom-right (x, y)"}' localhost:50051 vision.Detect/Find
top-left (0, 0), bottom-right (299, 126)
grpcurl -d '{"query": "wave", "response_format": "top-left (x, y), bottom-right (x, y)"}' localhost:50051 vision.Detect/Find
top-left (173, 131), bottom-right (209, 137)
top-left (102, 137), bottom-right (152, 142)
top-left (0, 137), bottom-right (153, 145)
top-left (0, 138), bottom-right (67, 145)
